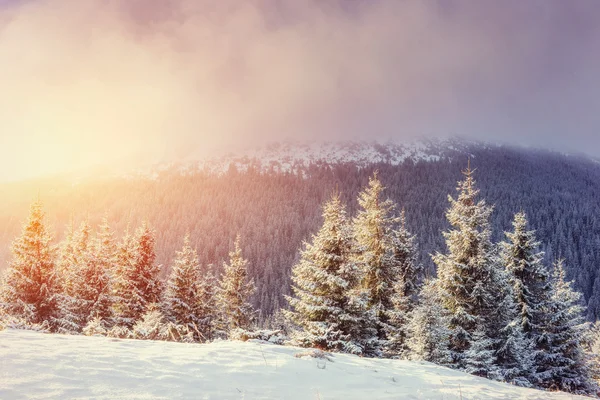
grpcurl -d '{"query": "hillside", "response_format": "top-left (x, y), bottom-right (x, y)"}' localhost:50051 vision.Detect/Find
top-left (2, 139), bottom-right (600, 320)
top-left (0, 328), bottom-right (590, 400)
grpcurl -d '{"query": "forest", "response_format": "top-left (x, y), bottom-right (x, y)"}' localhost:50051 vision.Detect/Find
top-left (1, 143), bottom-right (600, 321)
top-left (1, 162), bottom-right (599, 396)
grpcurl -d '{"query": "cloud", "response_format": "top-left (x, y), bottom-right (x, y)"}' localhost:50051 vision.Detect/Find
top-left (0, 0), bottom-right (599, 180)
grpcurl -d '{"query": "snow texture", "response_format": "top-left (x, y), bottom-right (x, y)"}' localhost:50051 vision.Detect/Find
top-left (0, 329), bottom-right (589, 400)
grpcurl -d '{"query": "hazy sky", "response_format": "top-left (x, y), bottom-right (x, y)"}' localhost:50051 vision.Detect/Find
top-left (0, 0), bottom-right (599, 181)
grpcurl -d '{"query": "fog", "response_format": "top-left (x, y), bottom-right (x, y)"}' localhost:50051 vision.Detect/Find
top-left (0, 0), bottom-right (599, 180)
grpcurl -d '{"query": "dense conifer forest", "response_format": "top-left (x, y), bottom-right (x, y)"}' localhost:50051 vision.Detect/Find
top-left (1, 143), bottom-right (600, 322)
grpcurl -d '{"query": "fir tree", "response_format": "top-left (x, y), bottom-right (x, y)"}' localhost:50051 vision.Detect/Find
top-left (216, 235), bottom-right (256, 335)
top-left (0, 200), bottom-right (60, 329)
top-left (432, 164), bottom-right (498, 369)
top-left (406, 279), bottom-right (451, 364)
top-left (534, 260), bottom-right (596, 394)
top-left (501, 212), bottom-right (548, 335)
top-left (464, 324), bottom-right (498, 379)
top-left (112, 223), bottom-right (162, 328)
top-left (285, 193), bottom-right (378, 355)
top-left (389, 209), bottom-right (422, 302)
top-left (384, 210), bottom-right (422, 357)
top-left (492, 283), bottom-right (533, 387)
top-left (499, 212), bottom-right (554, 386)
top-left (352, 173), bottom-right (399, 342)
top-left (163, 234), bottom-right (216, 341)
top-left (94, 215), bottom-right (118, 273)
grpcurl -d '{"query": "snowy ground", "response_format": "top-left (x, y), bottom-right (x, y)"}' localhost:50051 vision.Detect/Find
top-left (0, 329), bottom-right (590, 400)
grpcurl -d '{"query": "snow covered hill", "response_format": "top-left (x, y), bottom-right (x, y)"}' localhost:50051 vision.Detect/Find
top-left (0, 329), bottom-right (590, 400)
top-left (129, 138), bottom-right (478, 179)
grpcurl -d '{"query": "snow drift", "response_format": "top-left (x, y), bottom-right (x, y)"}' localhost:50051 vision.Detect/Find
top-left (0, 329), bottom-right (589, 399)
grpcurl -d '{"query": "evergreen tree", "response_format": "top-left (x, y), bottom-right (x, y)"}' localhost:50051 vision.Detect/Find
top-left (216, 235), bottom-right (256, 335)
top-left (384, 210), bottom-right (422, 357)
top-left (389, 209), bottom-right (422, 302)
top-left (406, 279), bottom-right (451, 364)
top-left (0, 200), bottom-right (60, 329)
top-left (94, 216), bottom-right (117, 269)
top-left (464, 324), bottom-right (498, 379)
top-left (492, 281), bottom-right (533, 387)
top-left (113, 223), bottom-right (162, 328)
top-left (501, 212), bottom-right (548, 335)
top-left (285, 193), bottom-right (378, 355)
top-left (432, 165), bottom-right (498, 369)
top-left (534, 260), bottom-right (596, 394)
top-left (353, 173), bottom-right (399, 342)
top-left (163, 234), bottom-right (215, 341)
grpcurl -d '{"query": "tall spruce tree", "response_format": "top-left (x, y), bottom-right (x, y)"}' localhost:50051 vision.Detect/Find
top-left (406, 280), bottom-right (451, 364)
top-left (353, 173), bottom-right (399, 342)
top-left (501, 212), bottom-right (548, 335)
top-left (384, 210), bottom-right (422, 358)
top-left (112, 223), bottom-right (162, 328)
top-left (285, 193), bottom-right (378, 355)
top-left (68, 220), bottom-right (115, 329)
top-left (163, 234), bottom-right (216, 341)
top-left (534, 260), bottom-right (596, 394)
top-left (498, 211), bottom-right (551, 385)
top-left (432, 165), bottom-right (499, 370)
top-left (0, 200), bottom-right (60, 329)
top-left (216, 235), bottom-right (256, 335)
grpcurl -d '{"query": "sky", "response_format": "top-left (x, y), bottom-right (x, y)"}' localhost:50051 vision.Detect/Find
top-left (0, 0), bottom-right (599, 181)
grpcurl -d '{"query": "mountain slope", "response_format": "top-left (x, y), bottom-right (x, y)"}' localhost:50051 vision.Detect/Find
top-left (2, 139), bottom-right (600, 320)
top-left (0, 328), bottom-right (590, 400)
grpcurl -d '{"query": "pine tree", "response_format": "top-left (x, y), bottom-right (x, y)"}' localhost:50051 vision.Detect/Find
top-left (406, 279), bottom-right (451, 364)
top-left (74, 220), bottom-right (114, 325)
top-left (95, 215), bottom-right (118, 271)
top-left (0, 200), bottom-right (60, 329)
top-left (112, 223), bottom-right (162, 328)
top-left (384, 210), bottom-right (422, 357)
top-left (91, 216), bottom-right (118, 325)
top-left (285, 193), bottom-right (378, 355)
top-left (534, 260), bottom-right (596, 394)
top-left (163, 234), bottom-right (215, 341)
top-left (501, 212), bottom-right (548, 336)
top-left (432, 164), bottom-right (498, 369)
top-left (493, 284), bottom-right (533, 386)
top-left (353, 173), bottom-right (399, 343)
top-left (464, 324), bottom-right (498, 379)
top-left (499, 212), bottom-right (556, 386)
top-left (216, 235), bottom-right (256, 335)
top-left (389, 210), bottom-right (422, 303)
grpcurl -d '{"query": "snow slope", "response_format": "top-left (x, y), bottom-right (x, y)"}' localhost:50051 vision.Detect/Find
top-left (127, 138), bottom-right (476, 179)
top-left (0, 329), bottom-right (589, 400)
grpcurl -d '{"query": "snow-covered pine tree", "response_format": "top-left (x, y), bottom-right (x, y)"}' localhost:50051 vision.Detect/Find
top-left (464, 324), bottom-right (498, 379)
top-left (90, 216), bottom-right (118, 326)
top-left (406, 279), bottom-right (451, 364)
top-left (534, 260), bottom-right (597, 395)
top-left (432, 164), bottom-right (499, 370)
top-left (112, 223), bottom-right (162, 328)
top-left (95, 215), bottom-right (118, 271)
top-left (588, 323), bottom-right (600, 384)
top-left (501, 212), bottom-right (549, 336)
top-left (216, 235), bottom-right (256, 335)
top-left (384, 209), bottom-right (423, 358)
top-left (163, 234), bottom-right (216, 342)
top-left (352, 173), bottom-right (399, 343)
top-left (497, 211), bottom-right (551, 386)
top-left (70, 220), bottom-right (115, 329)
top-left (0, 200), bottom-right (60, 329)
top-left (285, 193), bottom-right (378, 356)
top-left (491, 279), bottom-right (533, 387)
